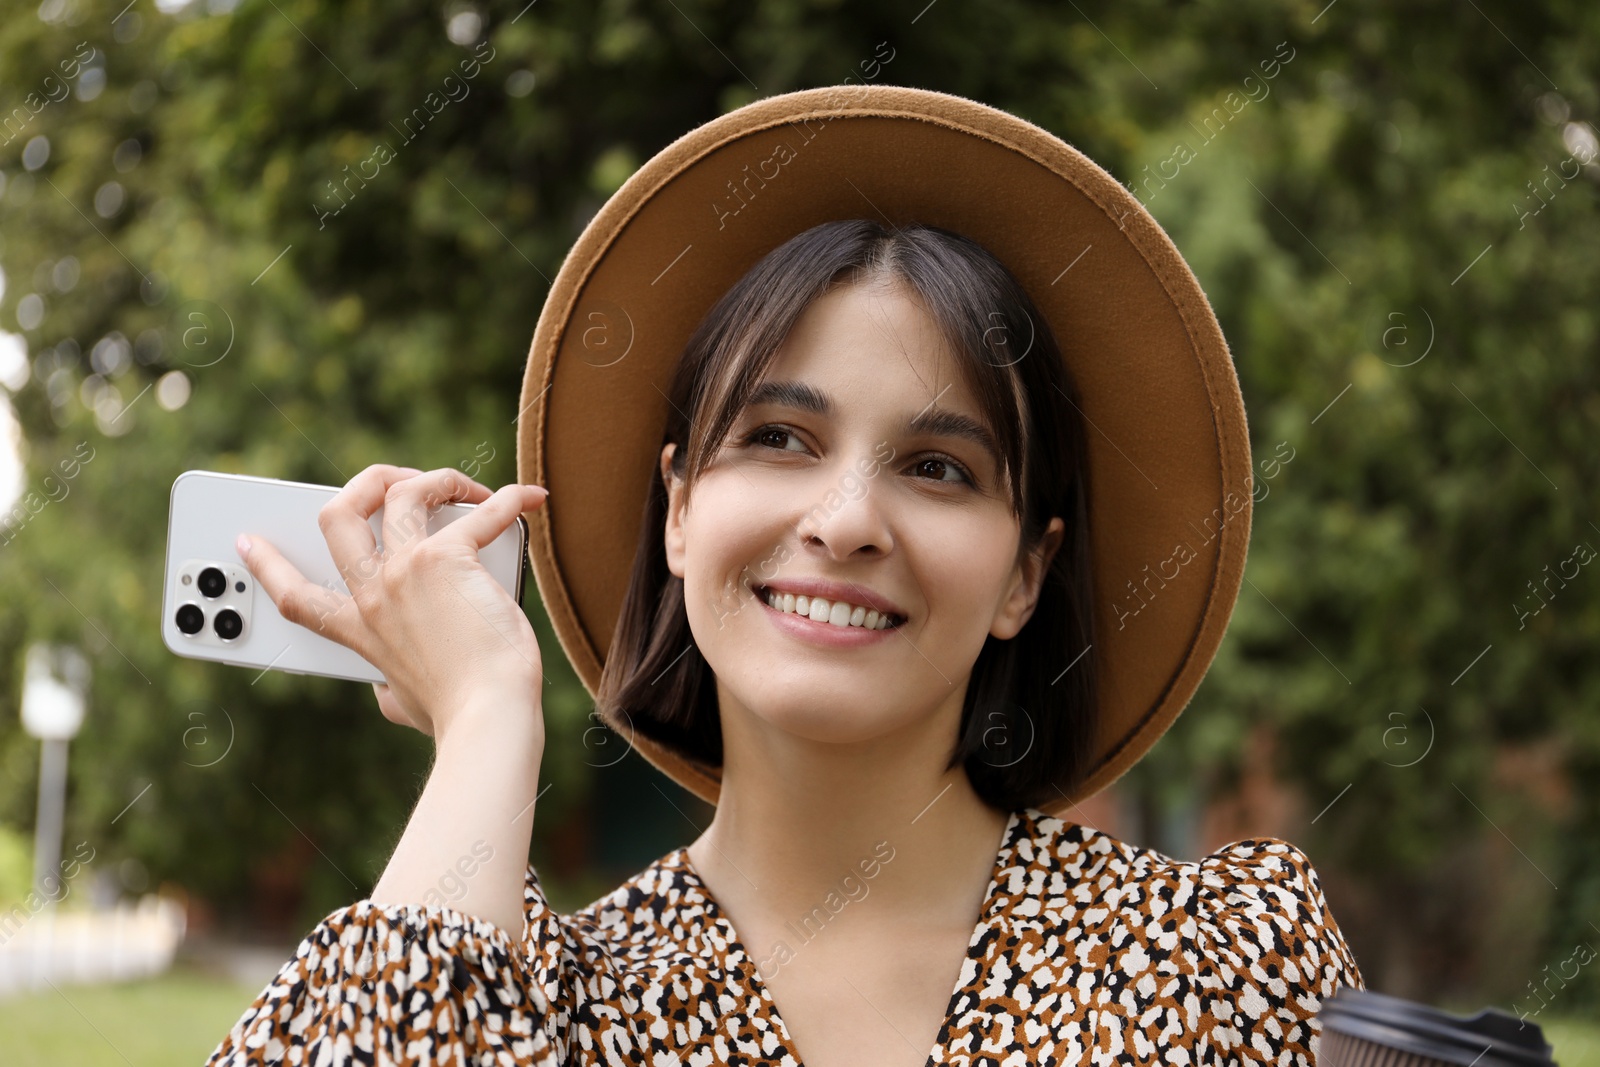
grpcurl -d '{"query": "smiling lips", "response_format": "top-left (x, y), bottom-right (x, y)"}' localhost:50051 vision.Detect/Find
top-left (753, 584), bottom-right (905, 630)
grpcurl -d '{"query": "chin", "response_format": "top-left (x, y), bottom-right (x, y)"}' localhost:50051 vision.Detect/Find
top-left (746, 694), bottom-right (915, 745)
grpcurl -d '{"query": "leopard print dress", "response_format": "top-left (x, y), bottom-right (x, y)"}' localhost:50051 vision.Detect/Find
top-left (205, 806), bottom-right (1364, 1065)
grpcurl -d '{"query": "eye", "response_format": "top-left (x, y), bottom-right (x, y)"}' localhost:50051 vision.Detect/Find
top-left (911, 455), bottom-right (974, 486)
top-left (743, 424), bottom-right (809, 453)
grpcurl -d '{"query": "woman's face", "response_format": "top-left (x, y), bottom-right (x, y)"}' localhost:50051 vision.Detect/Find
top-left (660, 278), bottom-right (1063, 750)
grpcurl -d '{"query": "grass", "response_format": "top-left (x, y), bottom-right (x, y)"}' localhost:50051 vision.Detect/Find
top-left (0, 965), bottom-right (1597, 1066)
top-left (0, 965), bottom-right (263, 1066)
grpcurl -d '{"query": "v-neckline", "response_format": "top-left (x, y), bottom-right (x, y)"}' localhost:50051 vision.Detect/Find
top-left (673, 808), bottom-right (1025, 1067)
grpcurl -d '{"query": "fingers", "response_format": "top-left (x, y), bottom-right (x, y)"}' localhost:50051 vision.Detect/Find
top-left (439, 484), bottom-right (548, 551)
top-left (237, 532), bottom-right (359, 645)
top-left (378, 468), bottom-right (495, 564)
top-left (318, 465), bottom-right (432, 587)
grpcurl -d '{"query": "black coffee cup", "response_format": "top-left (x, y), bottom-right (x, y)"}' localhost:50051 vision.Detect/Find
top-left (1316, 986), bottom-right (1558, 1067)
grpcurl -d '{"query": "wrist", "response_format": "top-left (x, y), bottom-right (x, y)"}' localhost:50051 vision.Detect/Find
top-left (437, 688), bottom-right (544, 757)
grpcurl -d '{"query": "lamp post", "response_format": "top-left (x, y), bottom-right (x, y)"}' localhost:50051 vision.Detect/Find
top-left (21, 643), bottom-right (87, 908)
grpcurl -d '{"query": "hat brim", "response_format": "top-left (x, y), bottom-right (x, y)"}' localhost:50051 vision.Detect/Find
top-left (516, 84), bottom-right (1252, 817)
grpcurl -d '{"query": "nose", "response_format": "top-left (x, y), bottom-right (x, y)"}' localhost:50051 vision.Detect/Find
top-left (793, 458), bottom-right (894, 561)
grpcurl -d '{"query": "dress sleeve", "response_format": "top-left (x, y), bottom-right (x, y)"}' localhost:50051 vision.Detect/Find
top-left (1186, 838), bottom-right (1365, 1067)
top-left (204, 863), bottom-right (564, 1066)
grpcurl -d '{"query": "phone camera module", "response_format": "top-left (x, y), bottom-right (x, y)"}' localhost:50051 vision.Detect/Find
top-left (213, 608), bottom-right (243, 641)
top-left (198, 566), bottom-right (228, 598)
top-left (176, 603), bottom-right (205, 635)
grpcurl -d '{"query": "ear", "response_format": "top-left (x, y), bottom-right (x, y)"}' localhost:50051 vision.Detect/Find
top-left (661, 443), bottom-right (687, 580)
top-left (990, 516), bottom-right (1065, 640)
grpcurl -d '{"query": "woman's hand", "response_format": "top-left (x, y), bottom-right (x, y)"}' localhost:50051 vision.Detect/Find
top-left (235, 463), bottom-right (549, 743)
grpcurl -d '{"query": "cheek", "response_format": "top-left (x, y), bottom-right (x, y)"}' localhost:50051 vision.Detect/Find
top-left (919, 513), bottom-right (1019, 637)
top-left (678, 478), bottom-right (780, 636)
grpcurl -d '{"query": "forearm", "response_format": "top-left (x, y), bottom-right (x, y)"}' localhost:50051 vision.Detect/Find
top-left (369, 695), bottom-right (545, 935)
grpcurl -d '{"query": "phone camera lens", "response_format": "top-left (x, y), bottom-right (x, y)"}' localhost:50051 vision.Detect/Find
top-left (198, 567), bottom-right (227, 598)
top-left (214, 608), bottom-right (243, 641)
top-left (176, 603), bottom-right (205, 635)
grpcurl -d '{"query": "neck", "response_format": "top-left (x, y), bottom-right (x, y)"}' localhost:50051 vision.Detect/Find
top-left (686, 683), bottom-right (1014, 935)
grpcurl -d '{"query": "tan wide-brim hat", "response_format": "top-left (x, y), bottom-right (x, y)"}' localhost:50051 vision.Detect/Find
top-left (515, 84), bottom-right (1252, 817)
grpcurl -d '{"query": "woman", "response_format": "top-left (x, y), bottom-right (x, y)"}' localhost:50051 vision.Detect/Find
top-left (209, 87), bottom-right (1362, 1067)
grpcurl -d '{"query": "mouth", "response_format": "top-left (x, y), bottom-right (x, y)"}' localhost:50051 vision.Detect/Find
top-left (751, 583), bottom-right (906, 631)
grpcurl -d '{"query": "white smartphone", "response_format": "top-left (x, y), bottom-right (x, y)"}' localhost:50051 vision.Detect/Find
top-left (162, 470), bottom-right (529, 685)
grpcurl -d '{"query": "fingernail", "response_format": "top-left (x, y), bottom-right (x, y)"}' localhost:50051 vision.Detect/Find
top-left (236, 533), bottom-right (252, 558)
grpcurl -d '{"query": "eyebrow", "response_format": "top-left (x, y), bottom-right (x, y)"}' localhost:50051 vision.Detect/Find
top-left (742, 378), bottom-right (1003, 474)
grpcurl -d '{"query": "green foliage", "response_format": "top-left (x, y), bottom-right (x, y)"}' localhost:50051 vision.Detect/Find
top-left (0, 0), bottom-right (1595, 1009)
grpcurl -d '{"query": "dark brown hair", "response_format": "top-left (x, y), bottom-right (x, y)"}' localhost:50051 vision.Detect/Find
top-left (595, 218), bottom-right (1096, 813)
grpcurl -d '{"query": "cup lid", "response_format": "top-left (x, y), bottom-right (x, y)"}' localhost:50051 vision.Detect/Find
top-left (1318, 986), bottom-right (1557, 1067)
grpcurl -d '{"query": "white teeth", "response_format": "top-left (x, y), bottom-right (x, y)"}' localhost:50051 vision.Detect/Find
top-left (761, 587), bottom-right (898, 629)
